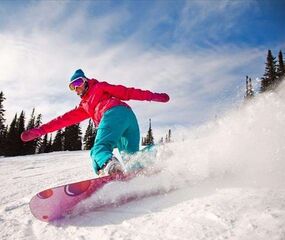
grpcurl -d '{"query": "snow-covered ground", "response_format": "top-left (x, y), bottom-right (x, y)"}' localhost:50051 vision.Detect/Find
top-left (1, 83), bottom-right (285, 240)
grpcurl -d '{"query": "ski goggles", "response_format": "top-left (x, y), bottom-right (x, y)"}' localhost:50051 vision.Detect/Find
top-left (69, 77), bottom-right (86, 91)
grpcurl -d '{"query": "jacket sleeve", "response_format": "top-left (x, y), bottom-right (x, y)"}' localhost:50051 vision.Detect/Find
top-left (40, 105), bottom-right (89, 134)
top-left (101, 82), bottom-right (154, 101)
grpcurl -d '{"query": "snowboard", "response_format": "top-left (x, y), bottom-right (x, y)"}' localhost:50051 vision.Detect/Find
top-left (30, 145), bottom-right (158, 222)
top-left (29, 170), bottom-right (142, 222)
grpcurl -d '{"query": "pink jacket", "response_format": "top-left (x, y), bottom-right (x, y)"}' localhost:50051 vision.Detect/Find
top-left (40, 79), bottom-right (169, 134)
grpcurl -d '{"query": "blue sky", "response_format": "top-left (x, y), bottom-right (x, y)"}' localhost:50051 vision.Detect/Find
top-left (0, 0), bottom-right (284, 137)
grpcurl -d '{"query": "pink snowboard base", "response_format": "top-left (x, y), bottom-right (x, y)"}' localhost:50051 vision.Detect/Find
top-left (29, 172), bottom-right (137, 222)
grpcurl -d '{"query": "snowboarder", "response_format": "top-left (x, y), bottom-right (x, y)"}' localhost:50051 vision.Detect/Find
top-left (21, 69), bottom-right (170, 176)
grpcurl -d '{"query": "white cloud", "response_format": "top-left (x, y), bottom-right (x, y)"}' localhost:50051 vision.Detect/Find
top-left (174, 0), bottom-right (257, 47)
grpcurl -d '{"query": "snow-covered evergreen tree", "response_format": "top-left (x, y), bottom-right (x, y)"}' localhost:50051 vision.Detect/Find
top-left (64, 124), bottom-right (82, 151)
top-left (245, 76), bottom-right (254, 100)
top-left (142, 119), bottom-right (154, 146)
top-left (39, 134), bottom-right (48, 154)
top-left (0, 92), bottom-right (6, 155)
top-left (277, 50), bottom-right (285, 83)
top-left (52, 130), bottom-right (64, 152)
top-left (16, 111), bottom-right (26, 155)
top-left (24, 108), bottom-right (37, 155)
top-left (4, 114), bottom-right (18, 156)
top-left (83, 119), bottom-right (96, 150)
top-left (260, 50), bottom-right (278, 92)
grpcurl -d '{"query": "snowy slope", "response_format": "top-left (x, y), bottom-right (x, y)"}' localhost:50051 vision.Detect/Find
top-left (1, 82), bottom-right (285, 240)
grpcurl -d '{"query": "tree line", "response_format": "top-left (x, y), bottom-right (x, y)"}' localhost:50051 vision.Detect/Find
top-left (245, 49), bottom-right (284, 100)
top-left (0, 97), bottom-right (96, 157)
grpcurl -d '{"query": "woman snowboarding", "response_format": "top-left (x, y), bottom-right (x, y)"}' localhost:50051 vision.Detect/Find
top-left (21, 69), bottom-right (170, 176)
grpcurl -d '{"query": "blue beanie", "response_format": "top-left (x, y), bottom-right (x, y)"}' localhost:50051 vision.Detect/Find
top-left (70, 69), bottom-right (86, 82)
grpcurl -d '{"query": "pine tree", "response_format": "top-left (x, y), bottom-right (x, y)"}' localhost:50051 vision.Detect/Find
top-left (0, 92), bottom-right (5, 131)
top-left (46, 135), bottom-right (53, 153)
top-left (52, 130), bottom-right (64, 152)
top-left (142, 119), bottom-right (154, 146)
top-left (147, 119), bottom-right (154, 145)
top-left (26, 108), bottom-right (36, 130)
top-left (0, 92), bottom-right (6, 155)
top-left (83, 119), bottom-right (96, 150)
top-left (4, 114), bottom-right (18, 156)
top-left (164, 129), bottom-right (172, 143)
top-left (39, 134), bottom-right (53, 154)
top-left (277, 50), bottom-right (285, 83)
top-left (260, 50), bottom-right (278, 92)
top-left (245, 76), bottom-right (254, 100)
top-left (39, 134), bottom-right (48, 154)
top-left (24, 108), bottom-right (37, 155)
top-left (35, 114), bottom-right (42, 127)
top-left (16, 111), bottom-right (26, 155)
top-left (168, 129), bottom-right (172, 142)
top-left (34, 113), bottom-right (42, 153)
top-left (64, 124), bottom-right (82, 151)
top-left (0, 126), bottom-right (8, 156)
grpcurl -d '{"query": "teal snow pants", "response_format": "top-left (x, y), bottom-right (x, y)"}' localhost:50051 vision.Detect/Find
top-left (90, 106), bottom-right (140, 174)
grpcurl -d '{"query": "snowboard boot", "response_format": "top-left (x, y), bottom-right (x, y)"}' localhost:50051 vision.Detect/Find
top-left (98, 156), bottom-right (124, 177)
